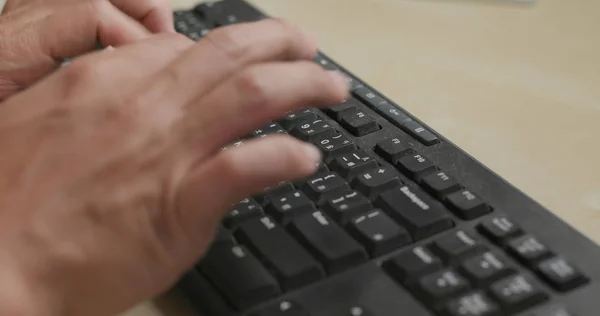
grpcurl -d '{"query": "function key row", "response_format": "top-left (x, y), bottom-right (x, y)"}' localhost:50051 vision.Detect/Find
top-left (375, 137), bottom-right (492, 221)
top-left (312, 53), bottom-right (440, 146)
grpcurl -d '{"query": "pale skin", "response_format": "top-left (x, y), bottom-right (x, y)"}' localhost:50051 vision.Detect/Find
top-left (0, 1), bottom-right (349, 315)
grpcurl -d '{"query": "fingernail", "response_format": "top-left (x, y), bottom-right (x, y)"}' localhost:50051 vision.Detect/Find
top-left (302, 143), bottom-right (322, 163)
top-left (329, 70), bottom-right (351, 91)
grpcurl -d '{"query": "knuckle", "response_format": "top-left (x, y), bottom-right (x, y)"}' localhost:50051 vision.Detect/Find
top-left (61, 60), bottom-right (96, 87)
top-left (236, 68), bottom-right (267, 105)
top-left (203, 26), bottom-right (248, 61)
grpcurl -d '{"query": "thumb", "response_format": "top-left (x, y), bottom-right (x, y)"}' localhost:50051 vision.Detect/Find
top-left (174, 135), bottom-right (321, 251)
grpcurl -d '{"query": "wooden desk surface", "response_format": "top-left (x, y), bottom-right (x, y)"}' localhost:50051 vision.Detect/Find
top-left (3, 0), bottom-right (597, 315)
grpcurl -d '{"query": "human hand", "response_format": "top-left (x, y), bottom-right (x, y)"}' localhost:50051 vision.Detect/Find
top-left (0, 19), bottom-right (348, 316)
top-left (0, 0), bottom-right (174, 101)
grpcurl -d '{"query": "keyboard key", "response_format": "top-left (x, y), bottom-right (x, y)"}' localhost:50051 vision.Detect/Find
top-left (313, 133), bottom-right (356, 160)
top-left (281, 109), bottom-right (318, 131)
top-left (489, 274), bottom-right (548, 313)
top-left (384, 246), bottom-right (443, 285)
top-left (256, 183), bottom-right (296, 205)
top-left (224, 198), bottom-right (263, 228)
top-left (416, 269), bottom-right (470, 305)
top-left (443, 291), bottom-right (500, 316)
top-left (376, 186), bottom-right (454, 240)
top-left (459, 252), bottom-right (515, 286)
top-left (374, 137), bottom-right (414, 164)
top-left (338, 306), bottom-right (376, 316)
top-left (506, 235), bottom-right (553, 266)
top-left (352, 88), bottom-right (413, 127)
top-left (329, 149), bottom-right (378, 179)
top-left (351, 166), bottom-right (402, 199)
top-left (395, 153), bottom-right (437, 180)
top-left (253, 122), bottom-right (287, 138)
top-left (198, 244), bottom-right (280, 309)
top-left (265, 190), bottom-right (316, 224)
top-left (445, 190), bottom-right (491, 220)
top-left (214, 226), bottom-right (235, 247)
top-left (236, 216), bottom-right (325, 290)
top-left (421, 171), bottom-right (461, 197)
top-left (313, 54), bottom-right (338, 71)
top-left (530, 305), bottom-right (577, 316)
top-left (301, 172), bottom-right (352, 204)
top-left (251, 300), bottom-right (311, 316)
top-left (478, 216), bottom-right (523, 245)
top-left (339, 111), bottom-right (380, 136)
top-left (322, 191), bottom-right (373, 223)
top-left (430, 230), bottom-right (487, 264)
top-left (291, 118), bottom-right (336, 141)
top-left (400, 121), bottom-right (439, 145)
top-left (323, 100), bottom-right (360, 121)
top-left (348, 210), bottom-right (411, 257)
top-left (289, 211), bottom-right (367, 274)
top-left (535, 257), bottom-right (589, 292)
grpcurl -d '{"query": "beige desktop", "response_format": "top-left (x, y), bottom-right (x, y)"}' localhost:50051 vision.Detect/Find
top-left (2, 0), bottom-right (600, 315)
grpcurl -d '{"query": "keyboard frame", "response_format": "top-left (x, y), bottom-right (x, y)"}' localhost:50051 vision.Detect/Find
top-left (174, 1), bottom-right (600, 315)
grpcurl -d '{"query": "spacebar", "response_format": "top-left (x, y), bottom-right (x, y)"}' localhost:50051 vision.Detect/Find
top-left (290, 264), bottom-right (432, 316)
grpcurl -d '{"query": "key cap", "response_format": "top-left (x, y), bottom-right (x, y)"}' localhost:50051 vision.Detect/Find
top-left (236, 216), bottom-right (325, 290)
top-left (256, 183), bottom-right (296, 205)
top-left (374, 137), bottom-right (414, 164)
top-left (337, 306), bottom-right (376, 316)
top-left (351, 166), bottom-right (402, 199)
top-left (478, 216), bottom-right (523, 245)
top-left (489, 274), bottom-right (548, 313)
top-left (265, 190), bottom-right (316, 224)
top-left (251, 300), bottom-right (311, 316)
top-left (224, 198), bottom-right (263, 228)
top-left (430, 230), bottom-right (487, 264)
top-left (329, 149), bottom-right (378, 179)
top-left (459, 251), bottom-right (515, 286)
top-left (198, 244), bottom-right (280, 309)
top-left (530, 305), bottom-right (577, 316)
top-left (313, 133), bottom-right (356, 160)
top-left (348, 210), bottom-right (411, 257)
top-left (416, 268), bottom-right (470, 305)
top-left (214, 226), bottom-right (235, 247)
top-left (400, 121), bottom-right (440, 145)
top-left (289, 211), bottom-right (367, 273)
top-left (177, 269), bottom-right (237, 316)
top-left (506, 235), bottom-right (553, 266)
top-left (384, 246), bottom-right (443, 285)
top-left (421, 171), bottom-right (461, 197)
top-left (340, 111), bottom-right (380, 136)
top-left (445, 190), bottom-right (491, 220)
top-left (323, 100), bottom-right (360, 121)
top-left (443, 291), bottom-right (501, 316)
top-left (395, 153), bottom-right (437, 180)
top-left (291, 118), bottom-right (336, 141)
top-left (301, 172), bottom-right (352, 204)
top-left (253, 122), bottom-right (287, 138)
top-left (322, 191), bottom-right (372, 223)
top-left (376, 186), bottom-right (454, 240)
top-left (352, 88), bottom-right (413, 127)
top-left (281, 109), bottom-right (318, 131)
top-left (313, 54), bottom-right (338, 71)
top-left (535, 256), bottom-right (589, 292)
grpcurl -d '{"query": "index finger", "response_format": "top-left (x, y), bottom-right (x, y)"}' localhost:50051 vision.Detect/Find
top-left (110, 0), bottom-right (175, 33)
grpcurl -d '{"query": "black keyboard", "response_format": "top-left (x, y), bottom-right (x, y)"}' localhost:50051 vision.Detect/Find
top-left (172, 1), bottom-right (599, 315)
